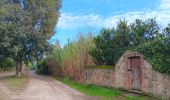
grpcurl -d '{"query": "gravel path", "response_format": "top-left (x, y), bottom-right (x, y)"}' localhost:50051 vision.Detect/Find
top-left (0, 71), bottom-right (94, 100)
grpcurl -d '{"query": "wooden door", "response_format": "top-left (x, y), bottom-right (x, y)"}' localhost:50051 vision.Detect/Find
top-left (130, 57), bottom-right (141, 90)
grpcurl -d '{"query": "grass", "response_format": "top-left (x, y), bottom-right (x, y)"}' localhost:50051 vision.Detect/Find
top-left (126, 95), bottom-right (145, 100)
top-left (67, 80), bottom-right (120, 96)
top-left (4, 75), bottom-right (28, 90)
top-left (85, 65), bottom-right (114, 69)
top-left (57, 77), bottom-right (121, 97)
top-left (56, 77), bottom-right (150, 100)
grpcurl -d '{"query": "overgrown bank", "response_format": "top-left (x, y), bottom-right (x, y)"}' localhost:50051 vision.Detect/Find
top-left (56, 77), bottom-right (156, 100)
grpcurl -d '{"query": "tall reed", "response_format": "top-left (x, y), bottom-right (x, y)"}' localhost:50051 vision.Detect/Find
top-left (44, 34), bottom-right (94, 80)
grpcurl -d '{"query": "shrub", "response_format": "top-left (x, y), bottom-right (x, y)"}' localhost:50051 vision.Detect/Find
top-left (90, 19), bottom-right (170, 74)
top-left (0, 58), bottom-right (15, 71)
top-left (136, 35), bottom-right (170, 74)
top-left (37, 58), bottom-right (49, 74)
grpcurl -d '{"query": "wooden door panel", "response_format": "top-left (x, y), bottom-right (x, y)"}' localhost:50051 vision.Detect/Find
top-left (130, 57), bottom-right (141, 90)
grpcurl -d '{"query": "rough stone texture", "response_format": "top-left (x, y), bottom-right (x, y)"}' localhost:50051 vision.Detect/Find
top-left (84, 69), bottom-right (115, 87)
top-left (142, 61), bottom-right (170, 97)
top-left (114, 55), bottom-right (129, 89)
top-left (83, 51), bottom-right (170, 98)
top-left (114, 51), bottom-right (146, 90)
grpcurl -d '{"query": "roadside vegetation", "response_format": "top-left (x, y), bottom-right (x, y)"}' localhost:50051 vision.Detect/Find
top-left (85, 65), bottom-right (113, 69)
top-left (36, 19), bottom-right (170, 99)
top-left (0, 0), bottom-right (169, 99)
top-left (56, 77), bottom-right (153, 100)
top-left (38, 19), bottom-right (170, 79)
top-left (0, 0), bottom-right (61, 77)
top-left (89, 19), bottom-right (170, 74)
top-left (57, 77), bottom-right (121, 97)
top-left (37, 34), bottom-right (94, 80)
top-left (0, 58), bottom-right (15, 71)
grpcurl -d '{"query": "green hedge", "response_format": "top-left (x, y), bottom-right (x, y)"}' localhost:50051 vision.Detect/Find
top-left (85, 65), bottom-right (114, 69)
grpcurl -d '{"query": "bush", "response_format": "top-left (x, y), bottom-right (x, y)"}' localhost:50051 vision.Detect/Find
top-left (0, 58), bottom-right (15, 71)
top-left (90, 19), bottom-right (170, 74)
top-left (136, 35), bottom-right (170, 74)
top-left (37, 58), bottom-right (49, 74)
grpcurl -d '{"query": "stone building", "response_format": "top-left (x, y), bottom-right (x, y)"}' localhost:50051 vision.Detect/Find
top-left (84, 51), bottom-right (170, 98)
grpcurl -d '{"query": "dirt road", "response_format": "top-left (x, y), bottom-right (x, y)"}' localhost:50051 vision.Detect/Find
top-left (0, 71), bottom-right (94, 100)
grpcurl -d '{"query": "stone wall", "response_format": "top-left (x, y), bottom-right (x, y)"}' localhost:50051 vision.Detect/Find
top-left (84, 68), bottom-right (115, 87)
top-left (143, 60), bottom-right (170, 97)
top-left (114, 51), bottom-right (145, 90)
top-left (83, 51), bottom-right (170, 98)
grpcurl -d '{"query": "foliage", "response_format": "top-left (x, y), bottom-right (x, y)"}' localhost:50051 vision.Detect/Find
top-left (85, 65), bottom-right (113, 69)
top-left (37, 58), bottom-right (49, 74)
top-left (0, 0), bottom-right (61, 76)
top-left (0, 58), bottom-right (15, 71)
top-left (89, 20), bottom-right (131, 65)
top-left (37, 34), bottom-right (94, 79)
top-left (136, 34), bottom-right (170, 74)
top-left (90, 19), bottom-right (170, 74)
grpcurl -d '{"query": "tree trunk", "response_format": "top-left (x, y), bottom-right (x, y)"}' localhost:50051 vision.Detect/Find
top-left (16, 61), bottom-right (19, 77)
top-left (16, 51), bottom-right (23, 77)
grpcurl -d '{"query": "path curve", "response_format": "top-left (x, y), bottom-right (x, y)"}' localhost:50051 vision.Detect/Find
top-left (0, 71), bottom-right (94, 100)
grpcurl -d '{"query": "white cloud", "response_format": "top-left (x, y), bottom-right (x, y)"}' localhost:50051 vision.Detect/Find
top-left (58, 13), bottom-right (104, 29)
top-left (104, 10), bottom-right (170, 28)
top-left (103, 11), bottom-right (146, 28)
top-left (159, 0), bottom-right (170, 9)
top-left (58, 0), bottom-right (170, 30)
top-left (103, 2), bottom-right (170, 28)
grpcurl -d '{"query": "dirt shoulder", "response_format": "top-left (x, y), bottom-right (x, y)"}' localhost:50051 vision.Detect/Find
top-left (0, 71), bottom-right (94, 100)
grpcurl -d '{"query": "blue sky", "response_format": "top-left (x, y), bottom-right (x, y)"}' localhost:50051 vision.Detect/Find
top-left (50, 0), bottom-right (170, 46)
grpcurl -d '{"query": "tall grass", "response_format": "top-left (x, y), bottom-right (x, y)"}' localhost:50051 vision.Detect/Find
top-left (40, 34), bottom-right (95, 80)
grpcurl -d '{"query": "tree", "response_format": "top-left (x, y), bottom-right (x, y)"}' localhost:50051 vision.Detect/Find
top-left (89, 29), bottom-right (115, 65)
top-left (130, 19), bottom-right (159, 47)
top-left (115, 20), bottom-right (130, 47)
top-left (163, 24), bottom-right (170, 36)
top-left (90, 20), bottom-right (130, 65)
top-left (90, 19), bottom-right (160, 66)
top-left (0, 0), bottom-right (61, 77)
